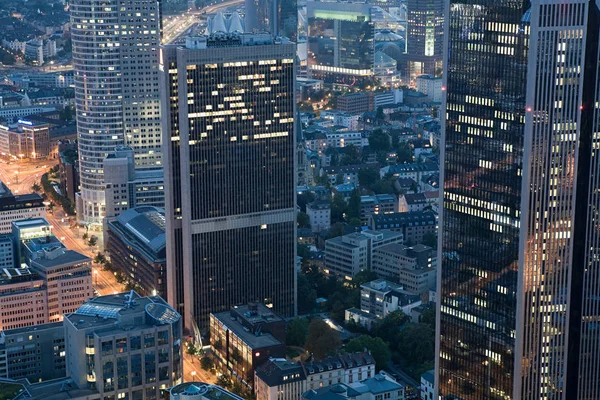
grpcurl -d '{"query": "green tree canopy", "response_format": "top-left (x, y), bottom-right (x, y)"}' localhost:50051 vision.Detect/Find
top-left (305, 319), bottom-right (341, 359)
top-left (422, 232), bottom-right (438, 249)
top-left (396, 142), bottom-right (414, 164)
top-left (358, 168), bottom-right (380, 189)
top-left (297, 212), bottom-right (311, 228)
top-left (347, 189), bottom-right (361, 221)
top-left (345, 335), bottom-right (390, 370)
top-left (297, 274), bottom-right (317, 314)
top-left (368, 129), bottom-right (391, 152)
top-left (286, 318), bottom-right (310, 346)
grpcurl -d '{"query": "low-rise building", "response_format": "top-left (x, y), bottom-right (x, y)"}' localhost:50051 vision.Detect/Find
top-left (106, 206), bottom-right (166, 298)
top-left (369, 212), bottom-right (437, 245)
top-left (380, 162), bottom-right (438, 181)
top-left (398, 193), bottom-right (429, 213)
top-left (255, 352), bottom-right (376, 400)
top-left (322, 165), bottom-right (365, 186)
top-left (210, 303), bottom-right (286, 389)
top-left (168, 382), bottom-right (245, 400)
top-left (360, 195), bottom-right (397, 225)
top-left (302, 374), bottom-right (404, 400)
top-left (306, 200), bottom-right (331, 233)
top-left (420, 369), bottom-right (435, 400)
top-left (0, 322), bottom-right (66, 383)
top-left (337, 92), bottom-right (373, 114)
top-left (416, 75), bottom-right (443, 103)
top-left (372, 244), bottom-right (436, 295)
top-left (0, 235), bottom-right (14, 267)
top-left (64, 292), bottom-right (183, 399)
top-left (346, 279), bottom-right (422, 329)
top-left (324, 230), bottom-right (403, 279)
top-left (14, 218), bottom-right (93, 323)
top-left (0, 267), bottom-right (46, 330)
top-left (325, 131), bottom-right (368, 148)
top-left (255, 358), bottom-right (306, 400)
top-left (0, 183), bottom-right (45, 234)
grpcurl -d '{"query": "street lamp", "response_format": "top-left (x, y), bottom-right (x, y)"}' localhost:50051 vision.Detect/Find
top-left (94, 270), bottom-right (98, 286)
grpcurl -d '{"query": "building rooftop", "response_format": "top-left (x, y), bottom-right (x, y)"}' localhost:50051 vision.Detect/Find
top-left (422, 369), bottom-right (435, 385)
top-left (169, 382), bottom-right (244, 400)
top-left (30, 248), bottom-right (90, 271)
top-left (112, 206), bottom-right (166, 254)
top-left (65, 291), bottom-right (180, 334)
top-left (371, 211), bottom-right (437, 226)
top-left (212, 307), bottom-right (283, 349)
top-left (361, 279), bottom-right (403, 293)
top-left (402, 193), bottom-right (428, 205)
top-left (386, 162), bottom-right (439, 175)
top-left (0, 321), bottom-right (63, 337)
top-left (350, 374), bottom-right (404, 394)
top-left (0, 267), bottom-right (41, 286)
top-left (307, 200), bottom-right (331, 210)
top-left (255, 358), bottom-right (306, 387)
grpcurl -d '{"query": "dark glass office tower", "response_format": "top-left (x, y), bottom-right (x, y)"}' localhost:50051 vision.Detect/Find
top-left (306, 1), bottom-right (374, 85)
top-left (405, 0), bottom-right (444, 78)
top-left (245, 0), bottom-right (297, 41)
top-left (437, 1), bottom-right (600, 399)
top-left (160, 34), bottom-right (297, 336)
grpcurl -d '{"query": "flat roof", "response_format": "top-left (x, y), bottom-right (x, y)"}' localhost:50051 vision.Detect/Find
top-left (30, 249), bottom-right (90, 270)
top-left (212, 311), bottom-right (283, 349)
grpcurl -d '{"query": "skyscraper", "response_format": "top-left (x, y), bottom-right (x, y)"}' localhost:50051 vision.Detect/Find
top-left (437, 1), bottom-right (600, 399)
top-left (404, 0), bottom-right (444, 78)
top-left (160, 33), bottom-right (297, 334)
top-left (306, 1), bottom-right (374, 85)
top-left (71, 0), bottom-right (163, 224)
top-left (245, 0), bottom-right (298, 41)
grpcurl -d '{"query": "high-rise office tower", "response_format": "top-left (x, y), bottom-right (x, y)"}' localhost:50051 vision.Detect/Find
top-left (245, 0), bottom-right (298, 41)
top-left (437, 1), bottom-right (600, 399)
top-left (404, 0), bottom-right (444, 79)
top-left (71, 0), bottom-right (162, 224)
top-left (160, 33), bottom-right (297, 333)
top-left (306, 1), bottom-right (374, 85)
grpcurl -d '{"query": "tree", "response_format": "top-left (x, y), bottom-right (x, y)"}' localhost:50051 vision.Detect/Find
top-left (88, 236), bottom-right (98, 247)
top-left (286, 318), bottom-right (309, 347)
top-left (297, 243), bottom-right (311, 260)
top-left (186, 341), bottom-right (197, 357)
top-left (115, 272), bottom-right (125, 284)
top-left (347, 189), bottom-right (361, 221)
top-left (396, 142), bottom-right (414, 164)
top-left (348, 218), bottom-right (362, 227)
top-left (352, 270), bottom-right (378, 286)
top-left (82, 232), bottom-right (89, 241)
top-left (330, 194), bottom-right (347, 223)
top-left (217, 374), bottom-right (232, 389)
top-left (340, 145), bottom-right (361, 165)
top-left (305, 319), bottom-right (341, 359)
top-left (94, 252), bottom-right (106, 265)
top-left (297, 212), bottom-right (311, 228)
top-left (368, 129), bottom-right (391, 152)
top-left (231, 381), bottom-right (244, 396)
top-left (297, 274), bottom-right (317, 314)
top-left (395, 324), bottom-right (435, 367)
top-left (422, 232), bottom-right (438, 249)
top-left (346, 335), bottom-right (390, 370)
top-left (327, 222), bottom-right (345, 239)
top-left (376, 106), bottom-right (385, 122)
top-left (31, 182), bottom-right (41, 193)
top-left (336, 173), bottom-right (345, 184)
top-left (201, 356), bottom-right (214, 370)
top-left (420, 307), bottom-right (436, 329)
top-left (358, 168), bottom-right (380, 189)
top-left (372, 310), bottom-right (410, 343)
top-left (103, 261), bottom-right (113, 272)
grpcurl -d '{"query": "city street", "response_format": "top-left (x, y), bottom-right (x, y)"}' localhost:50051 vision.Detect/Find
top-left (0, 158), bottom-right (51, 194)
top-left (183, 351), bottom-right (217, 384)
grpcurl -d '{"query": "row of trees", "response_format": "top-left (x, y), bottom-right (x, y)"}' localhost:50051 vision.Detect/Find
top-left (40, 172), bottom-right (76, 215)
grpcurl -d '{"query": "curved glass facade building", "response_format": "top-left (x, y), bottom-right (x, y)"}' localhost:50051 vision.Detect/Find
top-left (71, 0), bottom-right (162, 224)
top-left (437, 1), bottom-right (600, 399)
